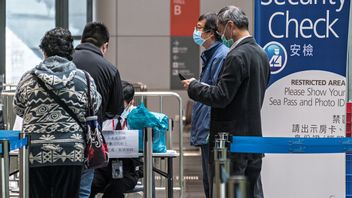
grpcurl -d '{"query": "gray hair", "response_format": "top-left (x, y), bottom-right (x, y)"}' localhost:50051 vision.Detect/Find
top-left (217, 6), bottom-right (248, 30)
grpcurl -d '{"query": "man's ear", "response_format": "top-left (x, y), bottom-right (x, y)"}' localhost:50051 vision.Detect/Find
top-left (228, 21), bottom-right (236, 31)
top-left (101, 42), bottom-right (109, 55)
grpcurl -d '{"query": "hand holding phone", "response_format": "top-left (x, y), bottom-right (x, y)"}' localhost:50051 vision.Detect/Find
top-left (178, 73), bottom-right (186, 81)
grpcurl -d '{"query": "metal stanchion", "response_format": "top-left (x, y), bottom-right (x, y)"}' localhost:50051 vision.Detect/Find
top-left (228, 176), bottom-right (247, 198)
top-left (19, 133), bottom-right (29, 198)
top-left (212, 133), bottom-right (230, 198)
top-left (1, 140), bottom-right (9, 198)
top-left (143, 128), bottom-right (153, 198)
top-left (212, 133), bottom-right (248, 198)
top-left (167, 119), bottom-right (173, 150)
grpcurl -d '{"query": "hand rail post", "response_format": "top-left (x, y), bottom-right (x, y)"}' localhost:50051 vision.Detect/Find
top-left (1, 140), bottom-right (9, 198)
top-left (143, 128), bottom-right (153, 198)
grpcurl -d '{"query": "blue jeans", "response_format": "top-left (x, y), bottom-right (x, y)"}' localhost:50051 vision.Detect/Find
top-left (79, 168), bottom-right (95, 198)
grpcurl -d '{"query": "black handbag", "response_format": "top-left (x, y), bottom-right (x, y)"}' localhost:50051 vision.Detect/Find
top-left (33, 72), bottom-right (109, 169)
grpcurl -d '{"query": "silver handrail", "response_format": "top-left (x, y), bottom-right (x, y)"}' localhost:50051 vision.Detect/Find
top-left (135, 91), bottom-right (184, 198)
top-left (19, 133), bottom-right (29, 198)
top-left (1, 140), bottom-right (9, 198)
top-left (144, 128), bottom-right (153, 198)
top-left (212, 133), bottom-right (230, 198)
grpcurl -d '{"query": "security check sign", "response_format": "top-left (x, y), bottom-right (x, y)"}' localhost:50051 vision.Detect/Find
top-left (103, 130), bottom-right (139, 158)
top-left (255, 0), bottom-right (350, 198)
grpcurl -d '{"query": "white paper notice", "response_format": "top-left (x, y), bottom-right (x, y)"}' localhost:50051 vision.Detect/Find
top-left (103, 130), bottom-right (139, 158)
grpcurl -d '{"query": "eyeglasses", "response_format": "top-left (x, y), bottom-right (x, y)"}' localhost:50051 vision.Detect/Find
top-left (195, 26), bottom-right (204, 31)
top-left (195, 26), bottom-right (212, 34)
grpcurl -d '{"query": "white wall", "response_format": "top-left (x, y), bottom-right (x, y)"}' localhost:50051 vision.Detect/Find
top-left (94, 0), bottom-right (253, 90)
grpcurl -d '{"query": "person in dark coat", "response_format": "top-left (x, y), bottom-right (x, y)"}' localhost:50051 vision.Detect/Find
top-left (191, 12), bottom-right (228, 198)
top-left (182, 6), bottom-right (270, 198)
top-left (72, 22), bottom-right (124, 198)
top-left (73, 22), bottom-right (124, 124)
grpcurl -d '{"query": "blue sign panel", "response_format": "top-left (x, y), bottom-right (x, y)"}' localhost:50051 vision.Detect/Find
top-left (255, 0), bottom-right (350, 85)
top-left (256, 1), bottom-right (351, 197)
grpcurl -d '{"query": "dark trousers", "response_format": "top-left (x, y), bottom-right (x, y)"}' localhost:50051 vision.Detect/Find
top-left (231, 154), bottom-right (263, 198)
top-left (200, 144), bottom-right (210, 198)
top-left (89, 160), bottom-right (137, 198)
top-left (254, 175), bottom-right (264, 198)
top-left (29, 165), bottom-right (83, 198)
top-left (209, 153), bottom-right (263, 198)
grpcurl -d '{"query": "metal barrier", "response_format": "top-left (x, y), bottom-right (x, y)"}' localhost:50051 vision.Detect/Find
top-left (143, 128), bottom-right (153, 198)
top-left (227, 176), bottom-right (247, 198)
top-left (134, 91), bottom-right (184, 198)
top-left (1, 139), bottom-right (9, 198)
top-left (230, 136), bottom-right (352, 153)
top-left (212, 133), bottom-right (248, 198)
top-left (0, 131), bottom-right (29, 198)
top-left (227, 135), bottom-right (352, 198)
top-left (212, 133), bottom-right (230, 198)
top-left (19, 132), bottom-right (29, 198)
top-left (0, 89), bottom-right (184, 197)
top-left (212, 135), bottom-right (352, 197)
top-left (1, 91), bottom-right (16, 130)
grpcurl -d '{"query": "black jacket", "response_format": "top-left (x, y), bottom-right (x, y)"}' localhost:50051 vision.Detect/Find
top-left (73, 43), bottom-right (124, 123)
top-left (188, 37), bottom-right (270, 143)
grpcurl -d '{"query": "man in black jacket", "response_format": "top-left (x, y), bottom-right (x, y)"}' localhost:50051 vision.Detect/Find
top-left (182, 6), bottom-right (270, 198)
top-left (73, 22), bottom-right (124, 198)
top-left (73, 22), bottom-right (124, 124)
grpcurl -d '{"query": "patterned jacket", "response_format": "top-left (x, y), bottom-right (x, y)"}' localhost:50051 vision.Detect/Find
top-left (14, 56), bottom-right (102, 167)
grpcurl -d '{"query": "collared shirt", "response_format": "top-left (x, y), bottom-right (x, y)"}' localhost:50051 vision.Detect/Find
top-left (200, 41), bottom-right (223, 80)
top-left (200, 42), bottom-right (220, 64)
top-left (230, 35), bottom-right (252, 51)
top-left (102, 105), bottom-right (136, 130)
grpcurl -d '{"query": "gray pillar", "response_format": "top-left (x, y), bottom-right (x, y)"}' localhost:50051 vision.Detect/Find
top-left (0, 0), bottom-right (5, 80)
top-left (93, 0), bottom-right (117, 66)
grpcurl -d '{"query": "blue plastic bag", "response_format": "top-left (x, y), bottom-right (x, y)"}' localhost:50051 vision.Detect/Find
top-left (127, 103), bottom-right (169, 153)
top-left (150, 112), bottom-right (168, 153)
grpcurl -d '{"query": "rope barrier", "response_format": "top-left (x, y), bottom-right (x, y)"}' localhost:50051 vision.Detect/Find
top-left (230, 136), bottom-right (352, 153)
top-left (0, 130), bottom-right (28, 153)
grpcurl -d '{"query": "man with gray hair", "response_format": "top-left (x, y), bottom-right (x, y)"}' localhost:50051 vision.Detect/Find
top-left (182, 5), bottom-right (270, 198)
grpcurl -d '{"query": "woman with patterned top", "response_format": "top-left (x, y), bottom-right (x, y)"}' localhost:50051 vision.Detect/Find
top-left (13, 27), bottom-right (102, 198)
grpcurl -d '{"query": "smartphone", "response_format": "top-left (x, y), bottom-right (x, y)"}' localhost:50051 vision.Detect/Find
top-left (178, 73), bottom-right (186, 81)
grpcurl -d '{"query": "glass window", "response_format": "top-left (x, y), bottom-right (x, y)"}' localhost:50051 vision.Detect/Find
top-left (69, 0), bottom-right (87, 36)
top-left (73, 39), bottom-right (81, 48)
top-left (6, 0), bottom-right (55, 84)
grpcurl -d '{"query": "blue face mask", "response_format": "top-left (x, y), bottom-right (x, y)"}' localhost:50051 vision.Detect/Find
top-left (193, 28), bottom-right (205, 46)
top-left (221, 23), bottom-right (234, 48)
